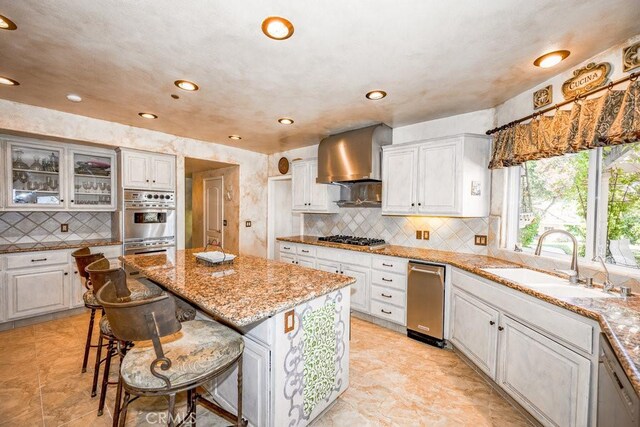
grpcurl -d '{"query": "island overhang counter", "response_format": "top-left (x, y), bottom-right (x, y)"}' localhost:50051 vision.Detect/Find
top-left (120, 249), bottom-right (354, 427)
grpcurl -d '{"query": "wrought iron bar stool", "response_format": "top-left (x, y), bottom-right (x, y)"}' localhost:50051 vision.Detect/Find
top-left (96, 280), bottom-right (246, 427)
top-left (70, 247), bottom-right (107, 374)
top-left (86, 258), bottom-right (197, 417)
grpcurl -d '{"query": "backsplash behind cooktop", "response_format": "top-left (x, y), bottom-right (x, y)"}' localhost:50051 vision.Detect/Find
top-left (303, 208), bottom-right (490, 254)
top-left (0, 211), bottom-right (112, 245)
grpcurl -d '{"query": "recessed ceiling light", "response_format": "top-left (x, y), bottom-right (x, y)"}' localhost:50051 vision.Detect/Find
top-left (174, 80), bottom-right (199, 91)
top-left (228, 135), bottom-right (242, 140)
top-left (261, 16), bottom-right (294, 40)
top-left (365, 90), bottom-right (387, 100)
top-left (66, 94), bottom-right (82, 102)
top-left (533, 50), bottom-right (570, 68)
top-left (0, 76), bottom-right (19, 86)
top-left (171, 94), bottom-right (180, 99)
top-left (278, 118), bottom-right (294, 125)
top-left (138, 112), bottom-right (158, 119)
top-left (0, 14), bottom-right (17, 31)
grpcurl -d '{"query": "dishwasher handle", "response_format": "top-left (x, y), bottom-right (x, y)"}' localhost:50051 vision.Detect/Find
top-left (410, 266), bottom-right (442, 277)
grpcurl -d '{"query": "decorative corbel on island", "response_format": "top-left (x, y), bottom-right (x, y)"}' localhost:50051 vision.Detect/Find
top-left (120, 249), bottom-right (354, 427)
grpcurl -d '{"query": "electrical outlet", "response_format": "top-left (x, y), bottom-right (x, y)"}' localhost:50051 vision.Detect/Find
top-left (223, 219), bottom-right (227, 226)
top-left (416, 230), bottom-right (423, 239)
top-left (245, 221), bottom-right (252, 228)
top-left (60, 223), bottom-right (69, 232)
top-left (475, 235), bottom-right (488, 246)
top-left (284, 310), bottom-right (295, 333)
top-left (422, 230), bottom-right (430, 240)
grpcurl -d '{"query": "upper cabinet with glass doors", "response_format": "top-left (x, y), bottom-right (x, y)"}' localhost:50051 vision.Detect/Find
top-left (4, 137), bottom-right (117, 211)
top-left (6, 140), bottom-right (65, 209)
top-left (67, 148), bottom-right (116, 210)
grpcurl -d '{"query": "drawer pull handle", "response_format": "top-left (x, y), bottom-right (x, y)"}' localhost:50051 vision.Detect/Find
top-left (283, 246), bottom-right (291, 250)
top-left (381, 293), bottom-right (392, 298)
top-left (31, 258), bottom-right (48, 262)
top-left (301, 250), bottom-right (309, 253)
top-left (489, 320), bottom-right (495, 325)
top-left (382, 263), bottom-right (393, 267)
top-left (381, 309), bottom-right (392, 314)
top-left (381, 277), bottom-right (393, 282)
top-left (498, 326), bottom-right (504, 331)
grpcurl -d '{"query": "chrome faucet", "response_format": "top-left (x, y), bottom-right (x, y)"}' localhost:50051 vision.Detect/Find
top-left (595, 256), bottom-right (615, 293)
top-left (534, 229), bottom-right (580, 284)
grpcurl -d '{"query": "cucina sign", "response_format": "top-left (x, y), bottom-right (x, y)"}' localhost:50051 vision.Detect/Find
top-left (562, 62), bottom-right (611, 99)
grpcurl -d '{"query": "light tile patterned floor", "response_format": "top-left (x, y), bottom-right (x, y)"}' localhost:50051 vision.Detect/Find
top-left (0, 312), bottom-right (531, 426)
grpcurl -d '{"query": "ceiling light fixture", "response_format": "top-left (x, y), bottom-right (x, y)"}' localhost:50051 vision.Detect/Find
top-left (138, 112), bottom-right (158, 119)
top-left (174, 80), bottom-right (199, 91)
top-left (66, 94), bottom-right (82, 102)
top-left (261, 16), bottom-right (294, 40)
top-left (228, 135), bottom-right (242, 140)
top-left (278, 118), bottom-right (294, 125)
top-left (0, 76), bottom-right (19, 86)
top-left (365, 90), bottom-right (387, 100)
top-left (533, 50), bottom-right (570, 68)
top-left (0, 14), bottom-right (17, 30)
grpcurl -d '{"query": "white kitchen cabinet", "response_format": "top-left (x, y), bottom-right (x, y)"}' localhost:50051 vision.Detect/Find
top-left (449, 288), bottom-right (499, 379)
top-left (120, 149), bottom-right (176, 190)
top-left (6, 265), bottom-right (70, 320)
top-left (212, 336), bottom-right (271, 427)
top-left (0, 140), bottom-right (5, 210)
top-left (498, 316), bottom-right (590, 427)
top-left (67, 147), bottom-right (117, 211)
top-left (340, 264), bottom-right (370, 313)
top-left (381, 134), bottom-right (491, 217)
top-left (290, 159), bottom-right (339, 213)
top-left (278, 243), bottom-right (316, 268)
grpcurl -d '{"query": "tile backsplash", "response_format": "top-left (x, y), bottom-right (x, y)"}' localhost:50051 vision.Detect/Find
top-left (0, 211), bottom-right (112, 245)
top-left (304, 208), bottom-right (489, 254)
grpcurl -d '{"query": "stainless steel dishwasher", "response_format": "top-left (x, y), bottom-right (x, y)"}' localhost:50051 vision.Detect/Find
top-left (407, 261), bottom-right (446, 348)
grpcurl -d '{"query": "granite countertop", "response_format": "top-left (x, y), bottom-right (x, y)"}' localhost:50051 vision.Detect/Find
top-left (0, 238), bottom-right (122, 255)
top-left (120, 248), bottom-right (355, 328)
top-left (278, 235), bottom-right (640, 395)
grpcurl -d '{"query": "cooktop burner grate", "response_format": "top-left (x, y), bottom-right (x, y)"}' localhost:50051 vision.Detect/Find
top-left (318, 235), bottom-right (387, 248)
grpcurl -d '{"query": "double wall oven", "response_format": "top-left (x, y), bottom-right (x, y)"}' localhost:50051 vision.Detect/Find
top-left (122, 190), bottom-right (176, 255)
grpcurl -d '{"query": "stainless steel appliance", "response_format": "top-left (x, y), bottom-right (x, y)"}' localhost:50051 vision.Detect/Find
top-left (316, 124), bottom-right (392, 183)
top-left (318, 235), bottom-right (387, 249)
top-left (598, 334), bottom-right (640, 427)
top-left (407, 261), bottom-right (446, 348)
top-left (122, 190), bottom-right (176, 255)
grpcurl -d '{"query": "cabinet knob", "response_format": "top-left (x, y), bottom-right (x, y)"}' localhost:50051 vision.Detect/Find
top-left (335, 270), bottom-right (339, 273)
top-left (418, 203), bottom-right (422, 206)
top-left (498, 326), bottom-right (504, 331)
top-left (71, 200), bottom-right (74, 203)
top-left (489, 320), bottom-right (495, 325)
top-left (146, 179), bottom-right (149, 182)
top-left (60, 199), bottom-right (64, 202)
top-left (153, 180), bottom-right (156, 183)
top-left (64, 272), bottom-right (69, 276)
top-left (411, 203), bottom-right (415, 207)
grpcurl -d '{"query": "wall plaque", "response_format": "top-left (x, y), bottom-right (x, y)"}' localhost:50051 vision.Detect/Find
top-left (622, 41), bottom-right (640, 73)
top-left (562, 62), bottom-right (611, 99)
top-left (533, 85), bottom-right (552, 109)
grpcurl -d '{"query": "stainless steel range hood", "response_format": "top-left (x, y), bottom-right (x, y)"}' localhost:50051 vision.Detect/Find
top-left (316, 124), bottom-right (392, 183)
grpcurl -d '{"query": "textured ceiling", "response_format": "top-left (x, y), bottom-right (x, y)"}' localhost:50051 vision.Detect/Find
top-left (0, 1), bottom-right (638, 154)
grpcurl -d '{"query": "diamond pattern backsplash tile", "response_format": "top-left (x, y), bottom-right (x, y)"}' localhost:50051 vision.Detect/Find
top-left (0, 211), bottom-right (112, 245)
top-left (304, 208), bottom-right (489, 254)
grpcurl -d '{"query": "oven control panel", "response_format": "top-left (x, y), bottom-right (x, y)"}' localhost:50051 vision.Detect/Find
top-left (124, 190), bottom-right (175, 208)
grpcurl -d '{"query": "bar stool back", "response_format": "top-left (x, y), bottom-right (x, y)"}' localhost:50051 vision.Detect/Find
top-left (96, 281), bottom-right (246, 427)
top-left (71, 247), bottom-right (106, 374)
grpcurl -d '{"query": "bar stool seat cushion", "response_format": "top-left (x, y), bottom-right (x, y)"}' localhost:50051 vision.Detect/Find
top-left (83, 290), bottom-right (101, 308)
top-left (120, 320), bottom-right (244, 390)
top-left (175, 298), bottom-right (197, 322)
top-left (99, 316), bottom-right (114, 337)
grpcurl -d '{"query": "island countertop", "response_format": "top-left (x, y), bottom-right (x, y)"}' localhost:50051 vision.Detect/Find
top-left (120, 248), bottom-right (355, 328)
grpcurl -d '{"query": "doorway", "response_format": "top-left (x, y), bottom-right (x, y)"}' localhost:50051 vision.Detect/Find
top-left (203, 177), bottom-right (224, 247)
top-left (185, 157), bottom-right (240, 253)
top-left (267, 176), bottom-right (302, 259)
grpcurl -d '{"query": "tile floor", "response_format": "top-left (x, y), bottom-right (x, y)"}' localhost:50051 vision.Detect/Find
top-left (0, 312), bottom-right (531, 426)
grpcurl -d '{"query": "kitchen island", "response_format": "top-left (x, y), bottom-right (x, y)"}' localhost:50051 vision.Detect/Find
top-left (121, 249), bottom-right (354, 427)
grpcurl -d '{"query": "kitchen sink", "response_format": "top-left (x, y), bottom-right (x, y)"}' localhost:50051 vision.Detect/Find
top-left (481, 268), bottom-right (616, 299)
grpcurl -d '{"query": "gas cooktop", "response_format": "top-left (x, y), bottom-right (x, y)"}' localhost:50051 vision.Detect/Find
top-left (318, 235), bottom-right (388, 249)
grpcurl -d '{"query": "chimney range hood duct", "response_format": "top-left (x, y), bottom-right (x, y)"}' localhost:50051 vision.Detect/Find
top-left (316, 124), bottom-right (392, 184)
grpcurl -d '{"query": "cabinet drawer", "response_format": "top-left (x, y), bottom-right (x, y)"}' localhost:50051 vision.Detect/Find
top-left (317, 247), bottom-right (371, 267)
top-left (278, 242), bottom-right (296, 254)
top-left (371, 285), bottom-right (405, 308)
top-left (371, 270), bottom-right (407, 291)
top-left (452, 269), bottom-right (594, 355)
top-left (296, 245), bottom-right (316, 257)
top-left (370, 300), bottom-right (405, 325)
top-left (371, 255), bottom-right (407, 274)
top-left (6, 250), bottom-right (68, 270)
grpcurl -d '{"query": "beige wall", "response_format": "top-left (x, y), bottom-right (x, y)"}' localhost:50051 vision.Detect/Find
top-left (0, 99), bottom-right (268, 257)
top-left (191, 166), bottom-right (240, 253)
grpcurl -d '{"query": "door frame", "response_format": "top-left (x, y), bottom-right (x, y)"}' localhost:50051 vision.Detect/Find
top-left (267, 175), bottom-right (302, 259)
top-left (203, 176), bottom-right (224, 248)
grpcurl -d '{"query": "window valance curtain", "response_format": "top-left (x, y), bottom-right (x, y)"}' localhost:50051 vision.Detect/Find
top-left (489, 80), bottom-right (640, 169)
